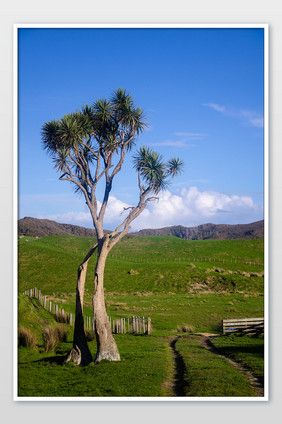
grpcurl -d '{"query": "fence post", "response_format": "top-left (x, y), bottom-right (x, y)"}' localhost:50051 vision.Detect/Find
top-left (70, 313), bottom-right (73, 326)
top-left (128, 317), bottom-right (130, 333)
top-left (49, 301), bottom-right (52, 312)
top-left (147, 317), bottom-right (151, 335)
top-left (120, 318), bottom-right (123, 334)
top-left (143, 317), bottom-right (145, 334)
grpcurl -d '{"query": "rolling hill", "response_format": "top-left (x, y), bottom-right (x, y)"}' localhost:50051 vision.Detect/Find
top-left (18, 216), bottom-right (264, 240)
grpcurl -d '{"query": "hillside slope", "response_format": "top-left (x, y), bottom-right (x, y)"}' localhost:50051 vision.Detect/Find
top-left (18, 216), bottom-right (264, 240)
top-left (133, 220), bottom-right (264, 240)
top-left (18, 217), bottom-right (98, 237)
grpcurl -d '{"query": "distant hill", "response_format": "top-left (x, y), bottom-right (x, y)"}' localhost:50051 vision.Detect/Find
top-left (132, 220), bottom-right (264, 240)
top-left (18, 217), bottom-right (98, 238)
top-left (18, 216), bottom-right (264, 240)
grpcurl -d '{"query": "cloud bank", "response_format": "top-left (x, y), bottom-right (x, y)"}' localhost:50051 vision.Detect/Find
top-left (39, 187), bottom-right (263, 232)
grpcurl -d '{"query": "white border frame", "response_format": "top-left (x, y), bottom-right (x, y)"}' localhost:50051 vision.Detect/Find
top-left (13, 23), bottom-right (269, 402)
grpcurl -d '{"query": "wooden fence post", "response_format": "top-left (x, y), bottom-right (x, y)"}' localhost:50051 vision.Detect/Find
top-left (147, 317), bottom-right (151, 335)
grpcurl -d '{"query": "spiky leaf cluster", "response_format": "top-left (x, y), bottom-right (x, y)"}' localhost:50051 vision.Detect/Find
top-left (133, 146), bottom-right (184, 194)
top-left (41, 88), bottom-right (147, 172)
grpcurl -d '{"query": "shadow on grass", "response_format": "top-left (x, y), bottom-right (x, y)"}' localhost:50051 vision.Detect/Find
top-left (216, 345), bottom-right (264, 355)
top-left (170, 337), bottom-right (189, 396)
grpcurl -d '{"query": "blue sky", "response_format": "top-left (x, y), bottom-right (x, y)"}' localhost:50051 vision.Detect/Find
top-left (18, 27), bottom-right (265, 231)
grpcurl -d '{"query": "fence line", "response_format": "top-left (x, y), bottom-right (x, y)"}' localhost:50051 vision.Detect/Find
top-left (39, 243), bottom-right (263, 267)
top-left (22, 288), bottom-right (151, 335)
top-left (108, 254), bottom-right (263, 267)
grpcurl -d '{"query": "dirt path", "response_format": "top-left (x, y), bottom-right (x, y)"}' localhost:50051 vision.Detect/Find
top-left (169, 336), bottom-right (188, 396)
top-left (162, 336), bottom-right (188, 396)
top-left (199, 336), bottom-right (264, 397)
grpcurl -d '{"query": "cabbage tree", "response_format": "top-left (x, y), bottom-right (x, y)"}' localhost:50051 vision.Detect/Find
top-left (41, 89), bottom-right (184, 365)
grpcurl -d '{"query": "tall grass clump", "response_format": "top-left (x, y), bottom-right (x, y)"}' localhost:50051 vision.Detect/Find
top-left (54, 310), bottom-right (71, 324)
top-left (18, 327), bottom-right (37, 349)
top-left (177, 323), bottom-right (195, 333)
top-left (42, 325), bottom-right (68, 352)
top-left (85, 329), bottom-right (96, 341)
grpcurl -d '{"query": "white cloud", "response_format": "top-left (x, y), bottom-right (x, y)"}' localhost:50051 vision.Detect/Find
top-left (240, 110), bottom-right (264, 128)
top-left (39, 211), bottom-right (92, 225)
top-left (150, 139), bottom-right (196, 147)
top-left (130, 187), bottom-right (262, 231)
top-left (174, 132), bottom-right (207, 139)
top-left (149, 131), bottom-right (206, 148)
top-left (203, 103), bottom-right (226, 113)
top-left (203, 102), bottom-right (263, 128)
top-left (38, 187), bottom-right (263, 232)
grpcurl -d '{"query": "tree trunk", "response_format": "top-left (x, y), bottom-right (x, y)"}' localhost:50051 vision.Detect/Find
top-left (65, 258), bottom-right (94, 366)
top-left (93, 241), bottom-right (120, 363)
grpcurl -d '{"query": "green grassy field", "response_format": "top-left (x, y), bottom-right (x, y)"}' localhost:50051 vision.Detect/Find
top-left (17, 235), bottom-right (265, 398)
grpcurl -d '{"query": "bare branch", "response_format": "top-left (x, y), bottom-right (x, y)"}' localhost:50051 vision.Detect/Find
top-left (80, 141), bottom-right (99, 159)
top-left (79, 243), bottom-right (98, 269)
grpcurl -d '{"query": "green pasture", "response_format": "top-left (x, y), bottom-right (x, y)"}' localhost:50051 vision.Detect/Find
top-left (17, 234), bottom-right (265, 397)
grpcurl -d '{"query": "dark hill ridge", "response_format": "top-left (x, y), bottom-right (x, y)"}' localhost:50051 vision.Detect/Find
top-left (133, 220), bottom-right (264, 240)
top-left (18, 217), bottom-right (264, 240)
top-left (18, 217), bottom-right (97, 238)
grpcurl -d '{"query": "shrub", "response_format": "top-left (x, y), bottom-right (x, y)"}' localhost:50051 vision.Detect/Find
top-left (18, 327), bottom-right (37, 349)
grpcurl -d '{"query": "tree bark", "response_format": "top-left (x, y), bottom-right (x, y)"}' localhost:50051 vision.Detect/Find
top-left (65, 246), bottom-right (97, 366)
top-left (93, 240), bottom-right (120, 363)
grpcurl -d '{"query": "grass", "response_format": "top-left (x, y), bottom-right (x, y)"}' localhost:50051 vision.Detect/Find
top-left (17, 234), bottom-right (265, 397)
top-left (211, 333), bottom-right (264, 382)
top-left (175, 336), bottom-right (256, 397)
top-left (18, 235), bottom-right (264, 295)
top-left (18, 334), bottom-right (171, 397)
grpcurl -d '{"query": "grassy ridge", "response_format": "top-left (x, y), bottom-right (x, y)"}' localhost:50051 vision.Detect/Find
top-left (18, 235), bottom-right (264, 295)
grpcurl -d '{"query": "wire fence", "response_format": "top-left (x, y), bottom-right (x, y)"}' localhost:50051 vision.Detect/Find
top-left (108, 254), bottom-right (264, 267)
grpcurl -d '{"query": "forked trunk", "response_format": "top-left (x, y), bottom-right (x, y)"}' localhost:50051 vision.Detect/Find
top-left (65, 259), bottom-right (93, 366)
top-left (93, 243), bottom-right (120, 363)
